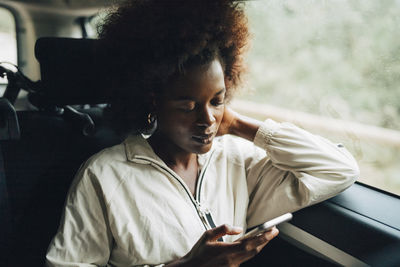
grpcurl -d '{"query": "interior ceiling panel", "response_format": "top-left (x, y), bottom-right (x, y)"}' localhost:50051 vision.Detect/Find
top-left (2, 0), bottom-right (122, 8)
top-left (2, 0), bottom-right (250, 8)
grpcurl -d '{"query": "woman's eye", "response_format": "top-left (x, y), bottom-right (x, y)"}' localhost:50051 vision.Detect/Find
top-left (211, 98), bottom-right (225, 107)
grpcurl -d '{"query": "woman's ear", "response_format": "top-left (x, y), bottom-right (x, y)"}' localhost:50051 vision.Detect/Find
top-left (141, 92), bottom-right (158, 135)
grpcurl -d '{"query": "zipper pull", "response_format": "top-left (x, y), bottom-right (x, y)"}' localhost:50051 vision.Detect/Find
top-left (195, 200), bottom-right (212, 230)
top-left (196, 201), bottom-right (215, 227)
top-left (195, 201), bottom-right (223, 241)
top-left (196, 201), bottom-right (208, 215)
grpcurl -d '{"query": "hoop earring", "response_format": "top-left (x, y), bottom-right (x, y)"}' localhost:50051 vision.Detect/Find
top-left (147, 113), bottom-right (156, 124)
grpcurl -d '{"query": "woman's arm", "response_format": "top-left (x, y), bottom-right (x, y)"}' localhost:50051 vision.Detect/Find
top-left (218, 107), bottom-right (359, 228)
top-left (45, 166), bottom-right (113, 267)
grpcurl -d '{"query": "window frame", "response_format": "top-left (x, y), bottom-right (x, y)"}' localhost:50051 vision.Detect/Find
top-left (0, 3), bottom-right (19, 86)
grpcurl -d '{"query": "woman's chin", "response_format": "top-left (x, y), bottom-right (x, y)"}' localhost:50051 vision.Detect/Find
top-left (191, 141), bottom-right (213, 154)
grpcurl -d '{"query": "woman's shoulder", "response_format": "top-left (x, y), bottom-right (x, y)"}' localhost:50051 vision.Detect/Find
top-left (85, 142), bottom-right (126, 169)
top-left (74, 141), bottom-right (130, 187)
top-left (81, 134), bottom-right (149, 180)
top-left (67, 141), bottom-right (131, 198)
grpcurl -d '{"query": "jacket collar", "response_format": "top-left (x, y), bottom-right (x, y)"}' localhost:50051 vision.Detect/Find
top-left (123, 134), bottom-right (216, 168)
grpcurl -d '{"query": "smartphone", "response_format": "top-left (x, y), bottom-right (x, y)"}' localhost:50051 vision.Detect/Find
top-left (236, 213), bottom-right (293, 241)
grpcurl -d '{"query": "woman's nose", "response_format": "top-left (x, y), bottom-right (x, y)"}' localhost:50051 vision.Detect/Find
top-left (197, 106), bottom-right (216, 127)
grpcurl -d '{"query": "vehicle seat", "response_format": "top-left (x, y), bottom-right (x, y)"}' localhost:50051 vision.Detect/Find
top-left (0, 97), bottom-right (20, 265)
top-left (1, 37), bottom-right (123, 267)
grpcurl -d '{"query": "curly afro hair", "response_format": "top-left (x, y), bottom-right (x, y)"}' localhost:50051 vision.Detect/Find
top-left (99, 0), bottom-right (250, 134)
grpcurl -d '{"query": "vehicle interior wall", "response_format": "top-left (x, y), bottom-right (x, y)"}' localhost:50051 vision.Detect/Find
top-left (0, 0), bottom-right (107, 110)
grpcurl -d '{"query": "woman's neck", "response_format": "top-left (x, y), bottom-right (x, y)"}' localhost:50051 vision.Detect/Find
top-left (148, 131), bottom-right (200, 196)
top-left (148, 132), bottom-right (197, 170)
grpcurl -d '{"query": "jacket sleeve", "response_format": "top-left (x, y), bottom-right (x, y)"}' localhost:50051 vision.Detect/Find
top-left (245, 119), bottom-right (359, 228)
top-left (45, 166), bottom-right (113, 267)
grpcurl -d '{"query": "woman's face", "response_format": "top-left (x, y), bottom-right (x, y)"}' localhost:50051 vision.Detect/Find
top-left (155, 58), bottom-right (226, 154)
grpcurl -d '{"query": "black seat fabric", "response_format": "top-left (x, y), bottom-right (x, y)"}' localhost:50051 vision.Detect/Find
top-left (0, 98), bottom-right (20, 265)
top-left (1, 37), bottom-right (123, 266)
top-left (2, 109), bottom-right (122, 266)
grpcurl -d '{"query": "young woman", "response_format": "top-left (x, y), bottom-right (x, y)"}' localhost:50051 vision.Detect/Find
top-left (46, 1), bottom-right (359, 266)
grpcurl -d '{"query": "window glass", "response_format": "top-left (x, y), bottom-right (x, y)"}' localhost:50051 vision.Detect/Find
top-left (0, 7), bottom-right (17, 86)
top-left (86, 10), bottom-right (108, 38)
top-left (243, 1), bottom-right (400, 195)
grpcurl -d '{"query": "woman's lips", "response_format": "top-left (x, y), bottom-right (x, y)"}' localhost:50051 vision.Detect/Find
top-left (192, 133), bottom-right (214, 144)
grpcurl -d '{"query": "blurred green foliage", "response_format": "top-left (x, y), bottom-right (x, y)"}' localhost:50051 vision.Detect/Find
top-left (244, 0), bottom-right (400, 130)
top-left (243, 0), bottom-right (400, 195)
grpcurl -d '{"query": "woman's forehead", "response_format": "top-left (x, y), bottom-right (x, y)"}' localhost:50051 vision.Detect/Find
top-left (166, 60), bottom-right (225, 97)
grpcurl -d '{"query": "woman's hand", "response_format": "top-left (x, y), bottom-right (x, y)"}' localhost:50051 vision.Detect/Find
top-left (217, 107), bottom-right (262, 142)
top-left (216, 107), bottom-right (238, 137)
top-left (167, 224), bottom-right (279, 267)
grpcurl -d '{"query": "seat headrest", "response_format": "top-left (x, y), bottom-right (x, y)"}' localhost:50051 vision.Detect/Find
top-left (34, 37), bottom-right (111, 105)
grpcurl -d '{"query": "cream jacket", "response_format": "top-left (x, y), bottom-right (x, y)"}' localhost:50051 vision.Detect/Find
top-left (46, 119), bottom-right (359, 267)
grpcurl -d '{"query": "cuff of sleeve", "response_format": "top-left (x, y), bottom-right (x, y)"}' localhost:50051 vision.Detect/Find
top-left (253, 119), bottom-right (280, 150)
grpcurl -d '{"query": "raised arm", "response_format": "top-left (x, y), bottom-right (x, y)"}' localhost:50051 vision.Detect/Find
top-left (218, 107), bottom-right (359, 228)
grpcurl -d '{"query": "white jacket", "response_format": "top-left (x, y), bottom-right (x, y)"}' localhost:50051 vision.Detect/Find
top-left (46, 119), bottom-right (359, 266)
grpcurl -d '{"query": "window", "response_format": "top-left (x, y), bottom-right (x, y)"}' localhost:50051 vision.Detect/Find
top-left (0, 6), bottom-right (17, 88)
top-left (242, 1), bottom-right (400, 195)
top-left (86, 10), bottom-right (108, 38)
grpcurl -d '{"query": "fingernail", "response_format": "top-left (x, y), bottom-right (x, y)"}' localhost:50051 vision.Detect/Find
top-left (273, 228), bottom-right (279, 236)
top-left (232, 226), bottom-right (243, 232)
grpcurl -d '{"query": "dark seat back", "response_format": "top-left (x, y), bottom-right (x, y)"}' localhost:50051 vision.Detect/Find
top-left (34, 37), bottom-right (112, 106)
top-left (1, 37), bottom-right (122, 267)
top-left (0, 97), bottom-right (20, 265)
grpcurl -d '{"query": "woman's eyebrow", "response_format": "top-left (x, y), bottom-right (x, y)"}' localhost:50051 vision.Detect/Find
top-left (215, 88), bottom-right (226, 96)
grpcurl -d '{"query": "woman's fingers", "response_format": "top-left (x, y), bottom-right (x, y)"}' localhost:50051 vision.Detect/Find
top-left (216, 107), bottom-right (238, 136)
top-left (245, 226), bottom-right (279, 247)
top-left (231, 226), bottom-right (279, 259)
top-left (206, 224), bottom-right (243, 242)
top-left (180, 226), bottom-right (278, 267)
top-left (253, 227), bottom-right (279, 251)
